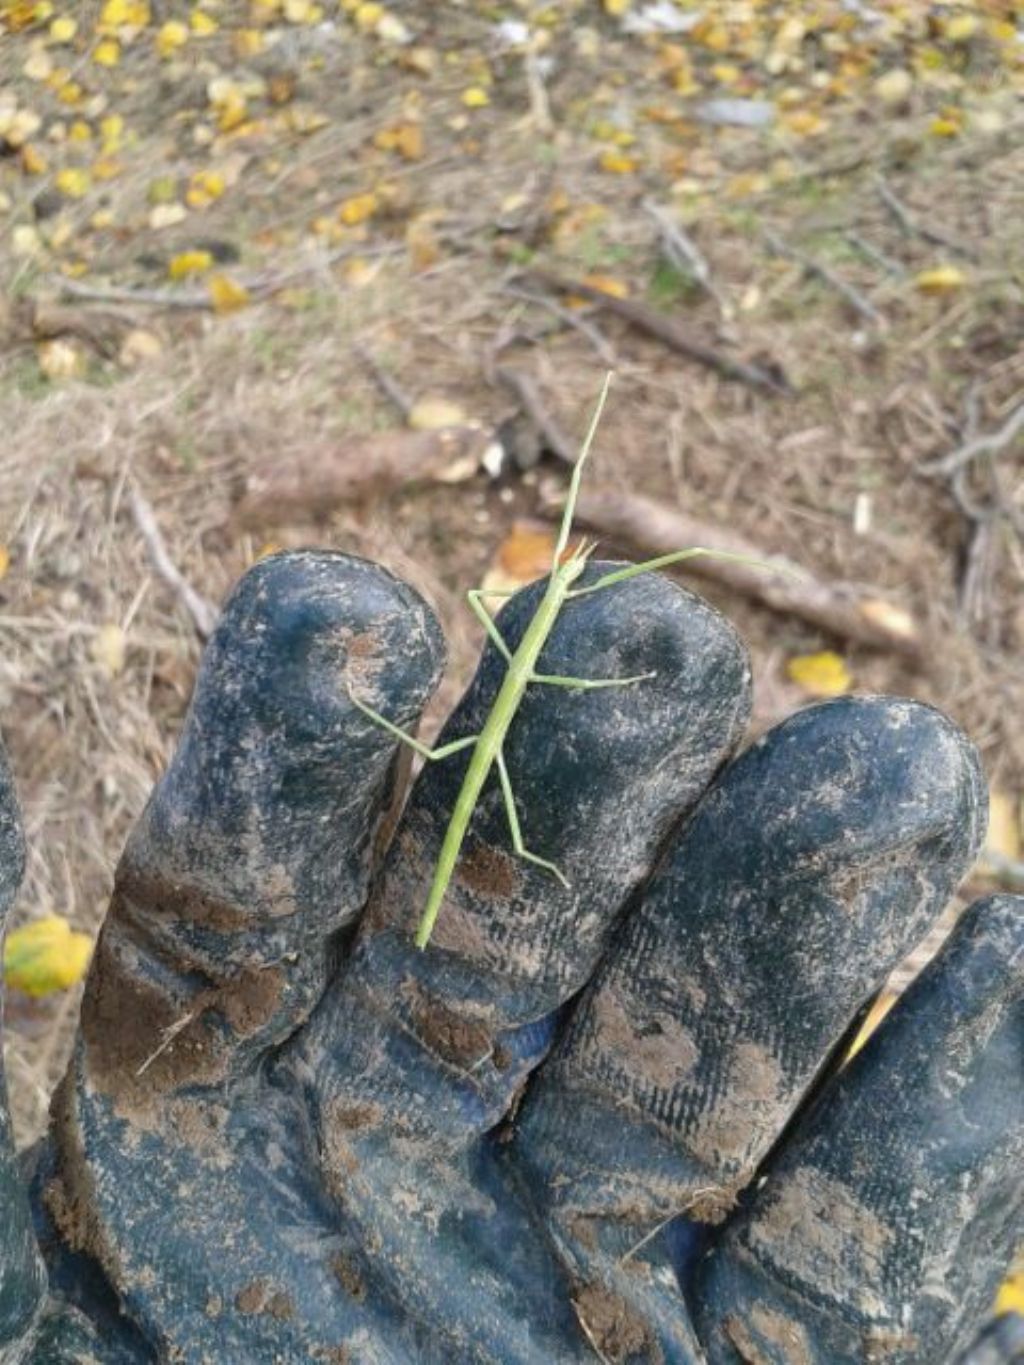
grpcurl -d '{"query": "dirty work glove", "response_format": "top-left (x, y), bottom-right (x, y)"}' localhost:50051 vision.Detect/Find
top-left (1, 549), bottom-right (1021, 1364)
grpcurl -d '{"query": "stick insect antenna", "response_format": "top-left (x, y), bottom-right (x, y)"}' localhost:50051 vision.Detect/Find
top-left (552, 370), bottom-right (614, 568)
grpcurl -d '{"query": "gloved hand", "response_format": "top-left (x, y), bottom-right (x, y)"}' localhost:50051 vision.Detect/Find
top-left (1, 550), bottom-right (1021, 1364)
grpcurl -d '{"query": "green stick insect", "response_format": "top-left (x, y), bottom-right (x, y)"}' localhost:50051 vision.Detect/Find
top-left (348, 373), bottom-right (773, 948)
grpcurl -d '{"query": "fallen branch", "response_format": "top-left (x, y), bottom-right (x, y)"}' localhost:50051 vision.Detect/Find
top-left (919, 400), bottom-right (1024, 478)
top-left (236, 427), bottom-right (496, 527)
top-left (128, 487), bottom-right (218, 639)
top-left (51, 243), bottom-right (402, 311)
top-left (557, 487), bottom-right (922, 657)
top-left (764, 229), bottom-right (884, 326)
top-left (522, 269), bottom-right (792, 394)
top-left (876, 177), bottom-right (975, 260)
top-left (495, 367), bottom-right (576, 464)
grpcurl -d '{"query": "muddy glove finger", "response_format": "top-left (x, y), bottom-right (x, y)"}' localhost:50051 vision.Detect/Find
top-left (510, 697), bottom-right (987, 1362)
top-left (76, 549), bottom-right (445, 1101)
top-left (695, 892), bottom-right (1023, 1365)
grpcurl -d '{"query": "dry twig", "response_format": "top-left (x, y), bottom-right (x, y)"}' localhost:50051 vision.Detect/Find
top-left (764, 229), bottom-right (884, 326)
top-left (498, 286), bottom-right (616, 365)
top-left (127, 486), bottom-right (219, 639)
top-left (642, 200), bottom-right (726, 315)
top-left (876, 177), bottom-right (975, 260)
top-left (843, 231), bottom-right (907, 278)
top-left (558, 487), bottom-right (922, 657)
top-left (920, 400), bottom-right (1024, 478)
top-left (495, 368), bottom-right (576, 465)
top-left (52, 243), bottom-right (402, 311)
top-left (522, 270), bottom-right (791, 394)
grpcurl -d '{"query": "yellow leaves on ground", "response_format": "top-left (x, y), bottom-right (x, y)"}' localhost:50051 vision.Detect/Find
top-left (598, 149), bottom-right (639, 174)
top-left (374, 122), bottom-right (423, 161)
top-left (4, 916), bottom-right (93, 997)
top-left (155, 19), bottom-right (187, 57)
top-left (186, 168), bottom-right (226, 208)
top-left (914, 265), bottom-right (968, 295)
top-left (54, 166), bottom-right (90, 197)
top-left (208, 273), bottom-right (250, 313)
top-left (338, 191), bottom-right (378, 225)
top-left (461, 87), bottom-right (490, 109)
top-left (92, 37), bottom-right (120, 66)
top-left (168, 249), bottom-right (213, 279)
top-left (48, 14), bottom-right (75, 41)
top-left (190, 8), bottom-right (218, 35)
top-left (207, 77), bottom-right (248, 132)
top-left (786, 650), bottom-right (852, 698)
top-left (97, 0), bottom-right (148, 33)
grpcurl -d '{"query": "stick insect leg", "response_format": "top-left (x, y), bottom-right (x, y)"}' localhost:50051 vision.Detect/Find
top-left (466, 588), bottom-right (514, 663)
top-left (530, 670), bottom-right (656, 690)
top-left (496, 749), bottom-right (570, 889)
top-left (347, 688), bottom-right (478, 762)
top-left (568, 547), bottom-right (787, 598)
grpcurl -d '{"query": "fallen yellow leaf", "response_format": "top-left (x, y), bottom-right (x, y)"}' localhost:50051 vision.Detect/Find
top-left (92, 37), bottom-right (120, 64)
top-left (155, 18), bottom-right (187, 56)
top-left (91, 622), bottom-right (127, 675)
top-left (578, 273), bottom-right (629, 299)
top-left (0, 545), bottom-right (9, 579)
top-left (186, 167), bottom-right (226, 208)
top-left (338, 191), bottom-right (378, 225)
top-left (461, 86), bottom-right (490, 108)
top-left (98, 0), bottom-right (149, 30)
top-left (100, 112), bottom-right (124, 152)
top-left (915, 265), bottom-right (967, 295)
top-left (54, 166), bottom-right (91, 197)
top-left (20, 142), bottom-right (48, 174)
top-left (786, 650), bottom-right (852, 698)
top-left (48, 14), bottom-right (76, 41)
top-left (284, 0), bottom-right (322, 21)
top-left (598, 149), bottom-right (638, 174)
top-left (168, 249), bottom-right (214, 279)
top-left (3, 916), bottom-right (93, 997)
top-left (374, 121), bottom-right (423, 160)
top-left (207, 273), bottom-right (251, 313)
top-left (190, 7), bottom-right (218, 34)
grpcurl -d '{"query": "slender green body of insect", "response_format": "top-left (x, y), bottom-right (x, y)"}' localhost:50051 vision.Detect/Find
top-left (347, 372), bottom-right (785, 947)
